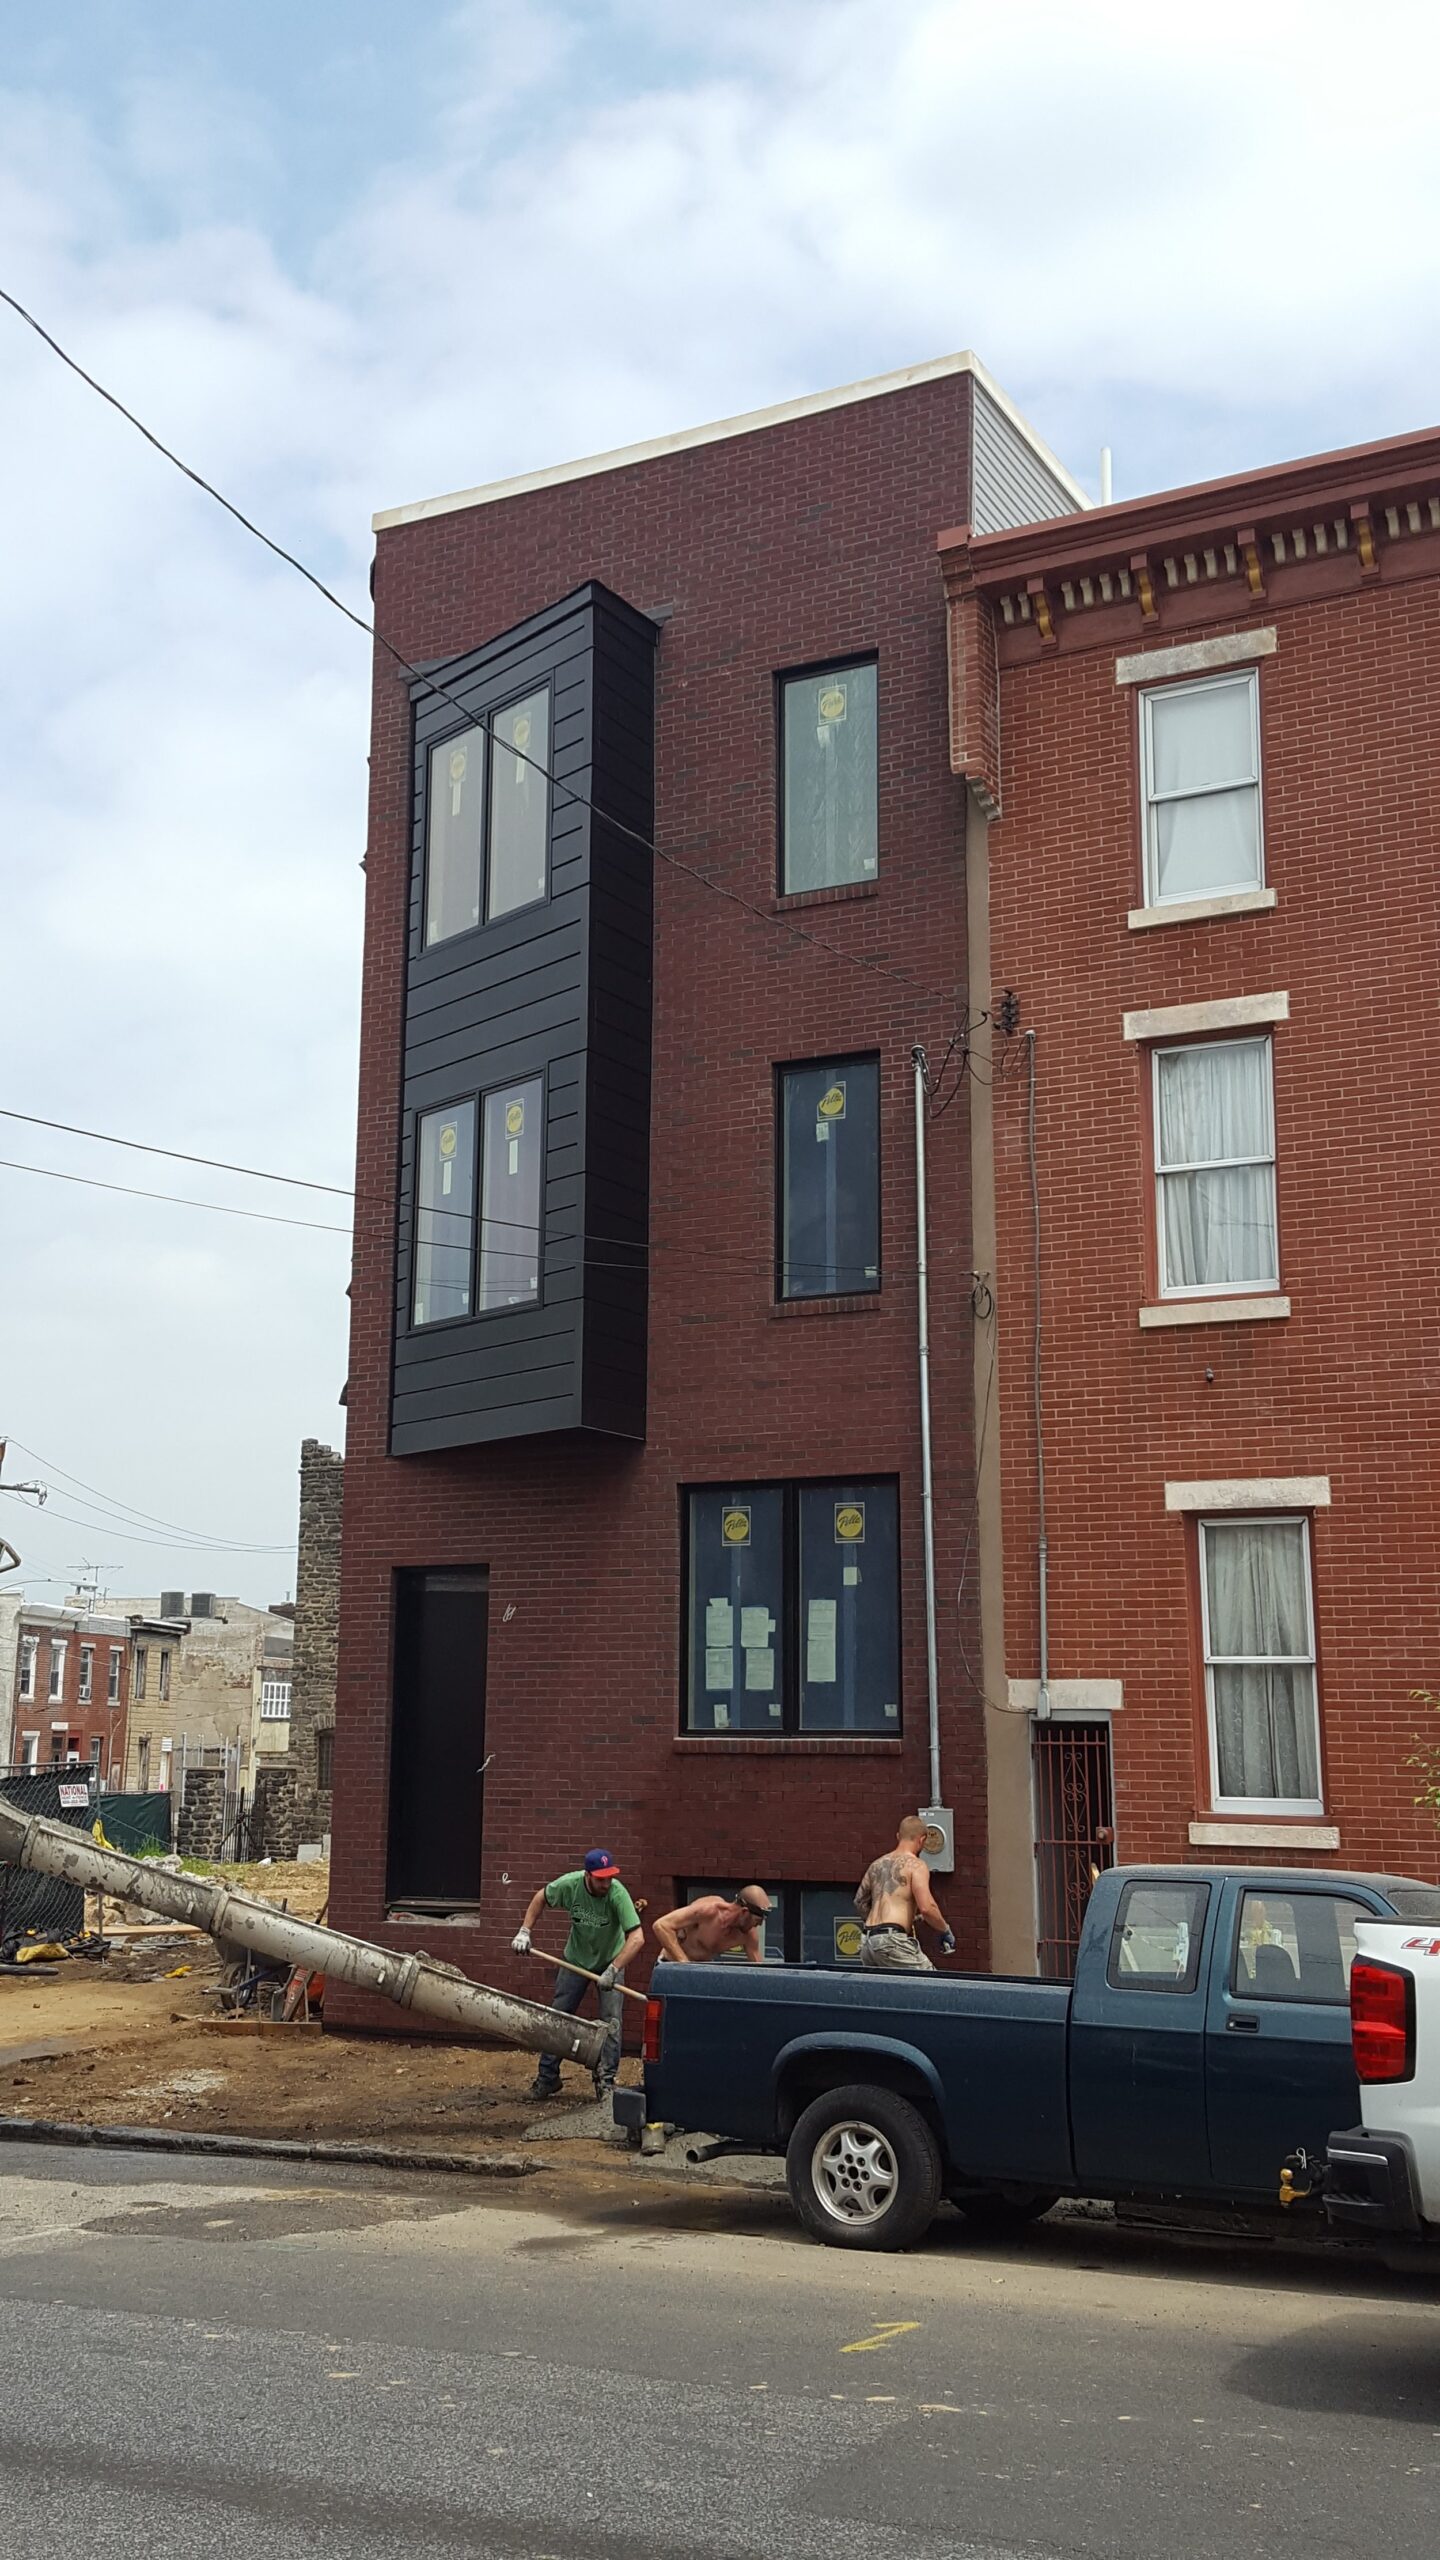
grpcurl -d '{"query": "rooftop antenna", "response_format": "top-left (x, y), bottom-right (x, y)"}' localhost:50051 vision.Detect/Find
top-left (1099, 446), bottom-right (1113, 507)
top-left (74, 1560), bottom-right (122, 1613)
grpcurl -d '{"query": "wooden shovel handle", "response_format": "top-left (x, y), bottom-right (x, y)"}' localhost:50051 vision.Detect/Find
top-left (527, 1944), bottom-right (648, 2004)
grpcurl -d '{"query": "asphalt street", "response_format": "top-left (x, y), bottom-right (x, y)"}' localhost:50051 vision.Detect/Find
top-left (0, 2138), bottom-right (1437, 2560)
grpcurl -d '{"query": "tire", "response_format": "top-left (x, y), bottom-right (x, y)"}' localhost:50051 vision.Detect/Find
top-left (952, 2189), bottom-right (1058, 2232)
top-left (786, 2084), bottom-right (942, 2252)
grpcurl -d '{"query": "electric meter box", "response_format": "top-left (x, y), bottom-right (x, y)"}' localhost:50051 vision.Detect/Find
top-left (919, 1805), bottom-right (955, 1874)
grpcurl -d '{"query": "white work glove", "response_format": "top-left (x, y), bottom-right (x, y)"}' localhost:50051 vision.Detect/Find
top-left (596, 1963), bottom-right (617, 1989)
top-left (511, 1927), bottom-right (532, 1954)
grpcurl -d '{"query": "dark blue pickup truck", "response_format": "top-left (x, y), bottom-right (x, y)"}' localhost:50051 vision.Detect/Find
top-left (635, 1864), bottom-right (1440, 2250)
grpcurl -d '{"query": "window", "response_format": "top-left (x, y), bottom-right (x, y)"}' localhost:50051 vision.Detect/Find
top-left (88, 1735), bottom-right (103, 1769)
top-left (133, 1644), bottom-right (148, 1702)
top-left (136, 1736), bottom-right (151, 1789)
top-left (684, 1480), bottom-right (899, 1733)
top-left (78, 1645), bottom-right (94, 1704)
top-left (423, 688), bottom-right (551, 948)
top-left (260, 1679), bottom-right (292, 1720)
top-left (413, 1100), bottom-right (477, 1327)
top-left (681, 1881), bottom-right (866, 1967)
top-left (1140, 668), bottom-right (1262, 905)
top-left (780, 661), bottom-right (877, 893)
top-left (478, 1078), bottom-right (543, 1311)
top-left (20, 1733), bottom-right (38, 1770)
top-left (1107, 1879), bottom-right (1210, 1992)
top-left (777, 1058), bottom-right (880, 1299)
top-left (1154, 1037), bottom-right (1277, 1296)
top-left (48, 1641), bottom-right (66, 1702)
top-left (158, 1650), bottom-right (171, 1703)
top-left (316, 1728), bottom-right (334, 1792)
top-left (19, 1636), bottom-right (37, 1701)
top-left (1233, 1890), bottom-right (1369, 2006)
top-left (1201, 1516), bottom-right (1320, 1812)
top-left (107, 1647), bottom-right (122, 1703)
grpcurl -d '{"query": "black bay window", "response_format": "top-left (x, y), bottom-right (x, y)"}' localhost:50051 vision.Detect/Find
top-left (684, 1480), bottom-right (899, 1734)
top-left (780, 660), bottom-right (877, 894)
top-left (423, 686), bottom-right (551, 948)
top-left (778, 1056), bottom-right (879, 1298)
top-left (413, 1101), bottom-right (476, 1327)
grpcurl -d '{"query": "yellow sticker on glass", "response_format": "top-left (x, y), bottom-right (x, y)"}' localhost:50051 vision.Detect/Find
top-left (721, 1506), bottom-right (752, 1548)
top-left (817, 1083), bottom-right (846, 1122)
top-left (505, 1100), bottom-right (525, 1138)
top-left (438, 1124), bottom-right (458, 1159)
top-left (834, 1918), bottom-right (864, 1959)
top-left (835, 1503), bottom-right (865, 1545)
top-left (818, 684), bottom-right (847, 723)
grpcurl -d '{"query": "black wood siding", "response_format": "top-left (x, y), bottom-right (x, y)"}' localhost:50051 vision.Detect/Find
top-left (391, 582), bottom-right (657, 1455)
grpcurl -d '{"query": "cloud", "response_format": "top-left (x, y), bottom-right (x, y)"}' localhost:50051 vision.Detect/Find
top-left (1, 0), bottom-right (1436, 1596)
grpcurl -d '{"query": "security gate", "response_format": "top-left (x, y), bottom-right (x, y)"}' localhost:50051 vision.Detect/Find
top-left (1033, 1720), bottom-right (1115, 1978)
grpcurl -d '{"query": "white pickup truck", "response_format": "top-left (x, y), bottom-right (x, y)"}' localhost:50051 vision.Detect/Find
top-left (1324, 1919), bottom-right (1440, 2242)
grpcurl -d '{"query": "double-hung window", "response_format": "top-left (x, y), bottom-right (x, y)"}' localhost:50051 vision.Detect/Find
top-left (1200, 1515), bottom-right (1321, 1813)
top-left (107, 1647), bottom-right (122, 1704)
top-left (780, 661), bottom-right (877, 893)
top-left (48, 1641), bottom-right (66, 1703)
top-left (777, 1058), bottom-right (880, 1299)
top-left (133, 1644), bottom-right (148, 1703)
top-left (423, 687), bottom-right (551, 947)
top-left (19, 1636), bottom-right (37, 1701)
top-left (78, 1645), bottom-right (93, 1704)
top-left (260, 1679), bottom-right (292, 1721)
top-left (1140, 669), bottom-right (1262, 906)
top-left (684, 1480), bottom-right (899, 1734)
top-left (1154, 1036), bottom-right (1277, 1296)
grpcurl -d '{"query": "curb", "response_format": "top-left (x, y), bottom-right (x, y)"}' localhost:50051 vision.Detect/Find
top-left (0, 2116), bottom-right (538, 2178)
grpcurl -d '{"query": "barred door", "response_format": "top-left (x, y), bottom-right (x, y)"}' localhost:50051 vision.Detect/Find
top-left (1033, 1721), bottom-right (1115, 1978)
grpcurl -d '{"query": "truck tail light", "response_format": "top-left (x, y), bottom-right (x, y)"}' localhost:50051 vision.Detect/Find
top-left (642, 1996), bottom-right (664, 2065)
top-left (1351, 1957), bottom-right (1415, 2083)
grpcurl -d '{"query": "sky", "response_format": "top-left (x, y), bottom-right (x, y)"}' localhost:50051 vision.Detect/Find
top-left (2, 0), bottom-right (1437, 1606)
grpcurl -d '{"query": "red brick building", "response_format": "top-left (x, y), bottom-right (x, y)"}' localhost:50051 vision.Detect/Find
top-left (940, 427), bottom-right (1440, 1965)
top-left (7, 1606), bottom-right (132, 1781)
top-left (329, 357), bottom-right (1086, 2015)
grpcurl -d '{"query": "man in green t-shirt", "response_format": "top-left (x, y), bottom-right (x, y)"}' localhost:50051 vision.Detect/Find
top-left (512, 1849), bottom-right (644, 2100)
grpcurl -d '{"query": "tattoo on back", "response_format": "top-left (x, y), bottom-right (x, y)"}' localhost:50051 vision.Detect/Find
top-left (860, 1851), bottom-right (913, 1912)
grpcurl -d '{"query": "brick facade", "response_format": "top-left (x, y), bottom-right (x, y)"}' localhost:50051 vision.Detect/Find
top-left (328, 365), bottom-right (1061, 2022)
top-left (6, 1608), bottom-right (130, 1782)
top-left (942, 427), bottom-right (1440, 1898)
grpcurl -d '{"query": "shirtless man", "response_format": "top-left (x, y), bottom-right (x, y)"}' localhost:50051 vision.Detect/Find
top-left (651, 1886), bottom-right (772, 1964)
top-left (853, 1817), bottom-right (956, 1971)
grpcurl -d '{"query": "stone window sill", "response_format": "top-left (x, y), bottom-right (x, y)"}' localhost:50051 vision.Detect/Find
top-left (675, 1734), bottom-right (904, 1756)
top-left (1189, 1818), bottom-right (1338, 1850)
top-left (1128, 886), bottom-right (1277, 932)
top-left (770, 879), bottom-right (880, 915)
top-left (1139, 1294), bottom-right (1290, 1330)
top-left (770, 1293), bottom-right (883, 1321)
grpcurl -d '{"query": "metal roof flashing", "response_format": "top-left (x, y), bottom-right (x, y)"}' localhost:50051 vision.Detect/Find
top-left (372, 352), bottom-right (1087, 534)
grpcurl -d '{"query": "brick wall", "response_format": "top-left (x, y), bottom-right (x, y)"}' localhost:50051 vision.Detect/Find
top-left (977, 514), bottom-right (1440, 1882)
top-left (330, 371), bottom-right (991, 2023)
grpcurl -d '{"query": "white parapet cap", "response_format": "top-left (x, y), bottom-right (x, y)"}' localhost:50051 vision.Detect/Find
top-left (1164, 1476), bottom-right (1331, 1513)
top-left (373, 351), bottom-right (1088, 532)
top-left (1123, 990), bottom-right (1289, 1043)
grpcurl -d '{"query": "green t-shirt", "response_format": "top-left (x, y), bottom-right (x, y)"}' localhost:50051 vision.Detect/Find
top-left (545, 1871), bottom-right (640, 1973)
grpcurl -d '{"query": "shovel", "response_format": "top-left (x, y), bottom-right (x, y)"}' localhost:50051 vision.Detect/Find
top-left (526, 1945), bottom-right (648, 2005)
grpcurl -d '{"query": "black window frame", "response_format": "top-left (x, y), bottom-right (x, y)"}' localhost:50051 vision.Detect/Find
top-left (680, 1879), bottom-right (869, 1968)
top-left (406, 1070), bottom-right (548, 1336)
top-left (680, 1475), bottom-right (901, 1737)
top-left (774, 1052), bottom-right (881, 1302)
top-left (776, 653), bottom-right (879, 897)
top-left (419, 675), bottom-right (555, 953)
top-left (1105, 1878), bottom-right (1211, 1994)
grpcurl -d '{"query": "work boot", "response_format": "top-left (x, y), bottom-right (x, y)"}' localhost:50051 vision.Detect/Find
top-left (528, 2075), bottom-right (560, 2100)
top-left (592, 2077), bottom-right (615, 2107)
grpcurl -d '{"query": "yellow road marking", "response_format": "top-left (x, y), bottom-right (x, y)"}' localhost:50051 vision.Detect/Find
top-left (840, 2320), bottom-right (922, 2355)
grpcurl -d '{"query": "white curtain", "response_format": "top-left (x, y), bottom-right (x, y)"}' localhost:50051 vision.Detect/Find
top-left (1157, 1040), bottom-right (1276, 1290)
top-left (1149, 681), bottom-right (1260, 898)
top-left (1205, 1521), bottom-right (1319, 1802)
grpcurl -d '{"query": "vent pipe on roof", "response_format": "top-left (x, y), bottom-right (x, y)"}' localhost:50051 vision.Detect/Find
top-left (1099, 447), bottom-right (1113, 507)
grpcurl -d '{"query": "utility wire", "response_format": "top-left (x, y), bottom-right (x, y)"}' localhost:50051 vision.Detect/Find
top-left (0, 1106), bottom-right (352, 1198)
top-left (2, 1433), bottom-right (294, 1552)
top-left (0, 282), bottom-right (974, 1034)
top-left (0, 1490), bottom-right (290, 1556)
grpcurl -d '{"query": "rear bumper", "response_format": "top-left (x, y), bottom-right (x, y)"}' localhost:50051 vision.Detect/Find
top-left (1323, 2128), bottom-right (1423, 2234)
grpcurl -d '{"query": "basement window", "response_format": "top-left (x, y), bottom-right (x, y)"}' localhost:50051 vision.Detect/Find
top-left (680, 1880), bottom-right (868, 1966)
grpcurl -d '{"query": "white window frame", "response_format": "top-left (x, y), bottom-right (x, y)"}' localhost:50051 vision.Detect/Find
top-left (260, 1679), bottom-right (292, 1721)
top-left (78, 1644), bottom-right (94, 1704)
top-left (19, 1636), bottom-right (37, 1701)
top-left (19, 1732), bottom-right (39, 1769)
top-left (1200, 1513), bottom-right (1322, 1816)
top-left (48, 1640), bottom-right (67, 1703)
top-left (1153, 1034), bottom-right (1278, 1300)
top-left (107, 1647), bottom-right (122, 1703)
top-left (1140, 667), bottom-right (1263, 909)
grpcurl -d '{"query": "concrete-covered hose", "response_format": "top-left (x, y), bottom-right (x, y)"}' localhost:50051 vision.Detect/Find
top-left (0, 1797), bottom-right (607, 2070)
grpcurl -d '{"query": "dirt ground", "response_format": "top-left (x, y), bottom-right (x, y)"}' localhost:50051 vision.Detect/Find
top-left (0, 1860), bottom-right (637, 2162)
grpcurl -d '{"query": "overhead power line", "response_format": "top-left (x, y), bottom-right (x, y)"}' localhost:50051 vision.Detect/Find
top-left (0, 281), bottom-right (975, 1033)
top-left (0, 1107), bottom-right (352, 1197)
top-left (3, 1432), bottom-right (294, 1553)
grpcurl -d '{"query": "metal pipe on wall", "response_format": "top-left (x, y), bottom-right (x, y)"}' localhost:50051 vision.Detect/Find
top-left (1025, 1030), bottom-right (1050, 1721)
top-left (912, 1047), bottom-right (943, 1807)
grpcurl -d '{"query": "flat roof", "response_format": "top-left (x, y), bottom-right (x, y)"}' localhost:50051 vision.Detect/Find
top-left (373, 350), bottom-right (1088, 533)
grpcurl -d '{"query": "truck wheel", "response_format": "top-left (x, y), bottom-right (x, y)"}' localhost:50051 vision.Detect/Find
top-left (787, 2085), bottom-right (942, 2251)
top-left (953, 2190), bottom-right (1058, 2232)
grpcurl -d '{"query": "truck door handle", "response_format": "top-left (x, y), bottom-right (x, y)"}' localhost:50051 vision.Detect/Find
top-left (1227, 2013), bottom-right (1260, 2034)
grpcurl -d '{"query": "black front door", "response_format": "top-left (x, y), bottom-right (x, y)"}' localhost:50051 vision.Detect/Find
top-left (386, 1566), bottom-right (488, 1904)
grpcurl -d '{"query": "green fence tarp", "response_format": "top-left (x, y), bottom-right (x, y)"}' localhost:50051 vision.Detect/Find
top-left (97, 1792), bottom-right (173, 1856)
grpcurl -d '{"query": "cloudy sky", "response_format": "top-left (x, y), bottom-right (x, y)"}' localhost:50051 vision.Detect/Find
top-left (2, 0), bottom-right (1436, 1606)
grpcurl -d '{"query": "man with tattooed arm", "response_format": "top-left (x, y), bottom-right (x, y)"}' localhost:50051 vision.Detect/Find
top-left (853, 1815), bottom-right (956, 1971)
